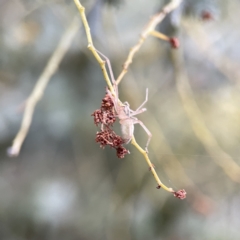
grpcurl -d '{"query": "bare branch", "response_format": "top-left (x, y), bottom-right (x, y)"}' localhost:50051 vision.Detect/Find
top-left (116, 0), bottom-right (182, 85)
top-left (73, 0), bottom-right (114, 93)
top-left (9, 16), bottom-right (81, 157)
top-left (74, 0), bottom-right (184, 196)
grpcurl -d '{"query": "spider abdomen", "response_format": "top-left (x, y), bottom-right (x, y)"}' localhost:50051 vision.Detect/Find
top-left (120, 119), bottom-right (134, 144)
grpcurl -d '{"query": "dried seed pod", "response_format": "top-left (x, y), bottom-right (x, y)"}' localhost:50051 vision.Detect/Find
top-left (173, 189), bottom-right (187, 199)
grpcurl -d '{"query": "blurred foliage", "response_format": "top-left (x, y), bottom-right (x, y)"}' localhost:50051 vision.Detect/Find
top-left (0, 0), bottom-right (240, 239)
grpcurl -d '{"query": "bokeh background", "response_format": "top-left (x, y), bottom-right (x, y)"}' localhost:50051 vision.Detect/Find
top-left (0, 0), bottom-right (240, 239)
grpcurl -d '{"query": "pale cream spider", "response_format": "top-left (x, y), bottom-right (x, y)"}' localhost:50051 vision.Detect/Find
top-left (97, 49), bottom-right (152, 152)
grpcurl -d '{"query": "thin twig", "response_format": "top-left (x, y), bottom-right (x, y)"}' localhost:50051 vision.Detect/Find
top-left (9, 16), bottom-right (81, 157)
top-left (150, 30), bottom-right (170, 41)
top-left (112, 29), bottom-right (209, 205)
top-left (73, 0), bottom-right (114, 93)
top-left (116, 0), bottom-right (182, 85)
top-left (131, 136), bottom-right (174, 193)
top-left (74, 0), bottom-right (184, 195)
top-left (120, 0), bottom-right (182, 193)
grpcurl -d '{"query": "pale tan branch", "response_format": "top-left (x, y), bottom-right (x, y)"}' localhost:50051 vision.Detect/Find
top-left (9, 16), bottom-right (80, 157)
top-left (73, 0), bottom-right (114, 93)
top-left (73, 0), bottom-right (183, 195)
top-left (116, 0), bottom-right (182, 85)
top-left (131, 136), bottom-right (174, 193)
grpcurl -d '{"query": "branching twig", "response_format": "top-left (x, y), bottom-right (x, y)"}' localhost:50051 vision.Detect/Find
top-left (74, 0), bottom-right (185, 198)
top-left (9, 16), bottom-right (80, 157)
top-left (117, 0), bottom-right (183, 195)
top-left (116, 0), bottom-right (182, 85)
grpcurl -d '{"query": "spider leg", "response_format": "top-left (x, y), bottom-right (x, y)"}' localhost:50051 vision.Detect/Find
top-left (95, 49), bottom-right (116, 84)
top-left (123, 102), bottom-right (132, 116)
top-left (133, 119), bottom-right (152, 152)
top-left (129, 108), bottom-right (147, 116)
top-left (136, 88), bottom-right (148, 111)
top-left (95, 49), bottom-right (119, 99)
top-left (124, 101), bottom-right (147, 117)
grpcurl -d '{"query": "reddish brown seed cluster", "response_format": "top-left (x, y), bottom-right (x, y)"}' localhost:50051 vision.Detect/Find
top-left (92, 91), bottom-right (129, 158)
top-left (173, 189), bottom-right (187, 200)
top-left (169, 37), bottom-right (180, 49)
top-left (92, 94), bottom-right (116, 126)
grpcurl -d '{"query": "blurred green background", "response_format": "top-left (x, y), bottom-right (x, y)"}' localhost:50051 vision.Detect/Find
top-left (0, 0), bottom-right (240, 239)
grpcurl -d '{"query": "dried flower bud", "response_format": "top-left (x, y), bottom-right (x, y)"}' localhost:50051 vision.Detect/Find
top-left (93, 91), bottom-right (129, 158)
top-left (173, 189), bottom-right (187, 199)
top-left (92, 92), bottom-right (116, 127)
top-left (101, 94), bottom-right (114, 111)
top-left (116, 145), bottom-right (129, 158)
top-left (95, 128), bottom-right (129, 158)
top-left (95, 130), bottom-right (110, 148)
top-left (112, 134), bottom-right (124, 147)
top-left (102, 111), bottom-right (116, 125)
top-left (169, 37), bottom-right (180, 49)
top-left (92, 109), bottom-right (103, 126)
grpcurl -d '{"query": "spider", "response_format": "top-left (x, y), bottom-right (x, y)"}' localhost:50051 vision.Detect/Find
top-left (96, 49), bottom-right (152, 152)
